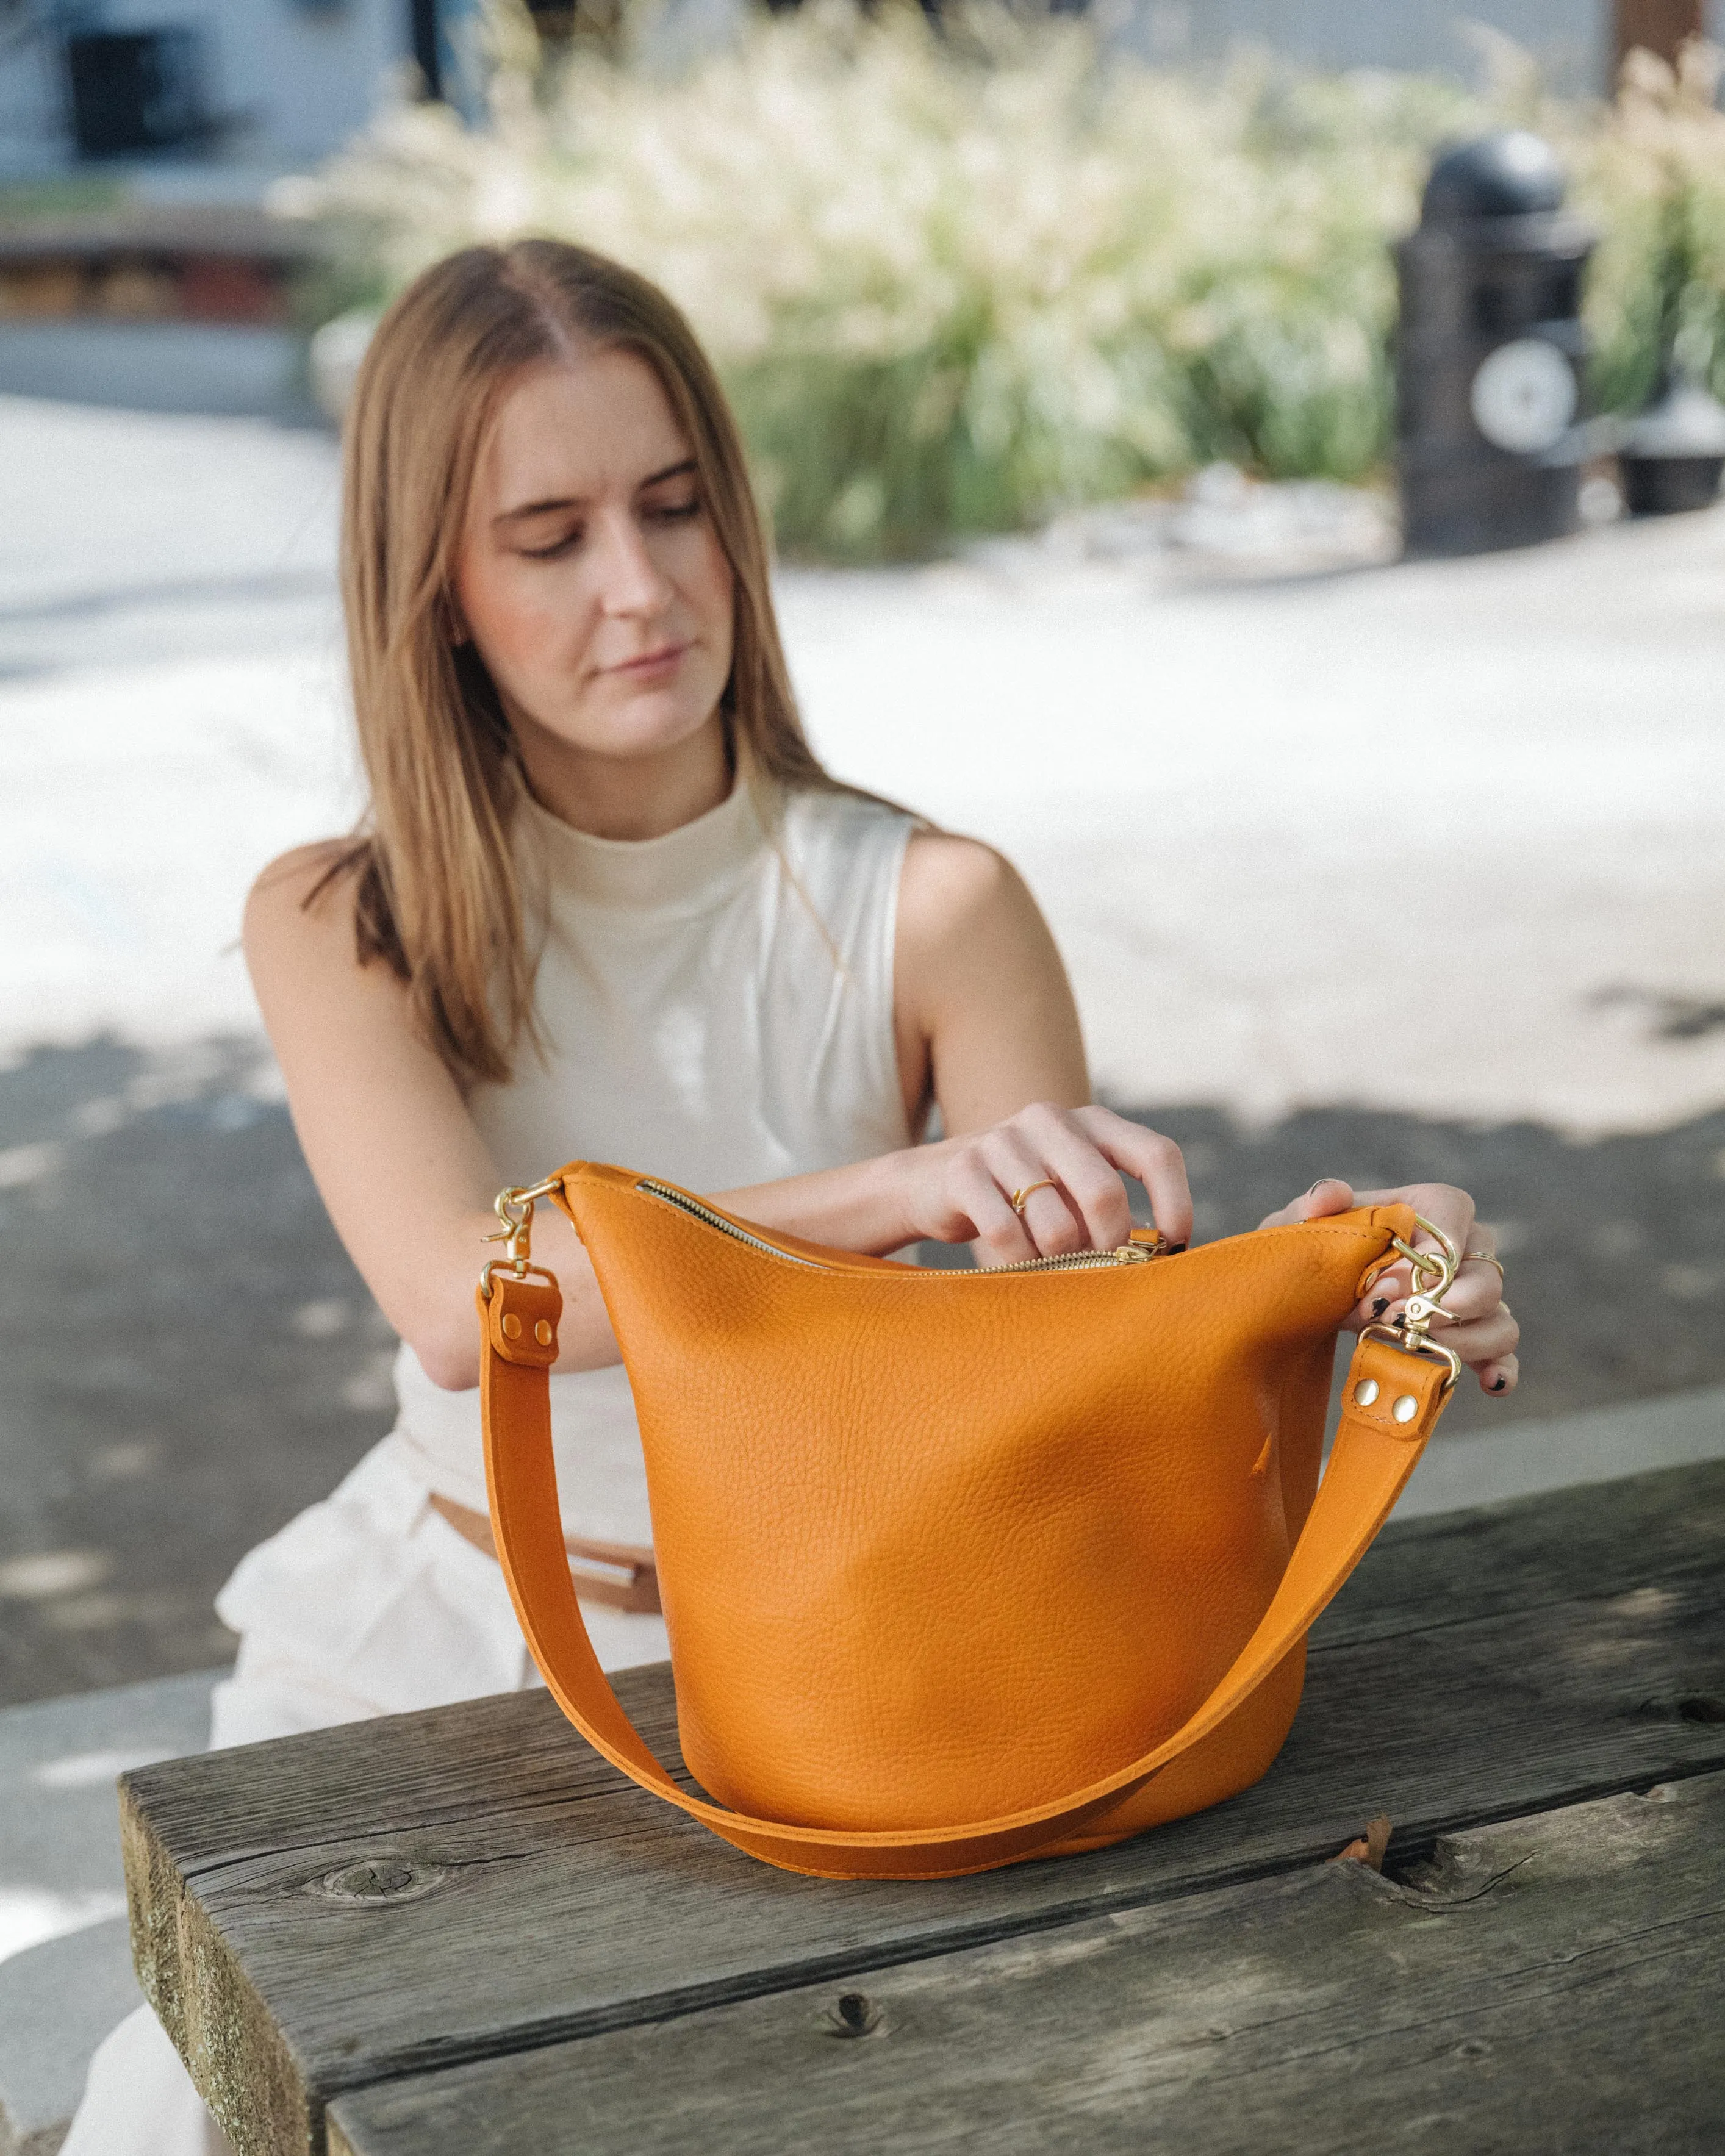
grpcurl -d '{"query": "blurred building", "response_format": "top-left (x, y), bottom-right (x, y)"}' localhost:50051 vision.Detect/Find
top-left (0, 1), bottom-right (475, 178)
top-left (1, 2), bottom-right (1719, 184)
top-left (1138, 2), bottom-right (1721, 95)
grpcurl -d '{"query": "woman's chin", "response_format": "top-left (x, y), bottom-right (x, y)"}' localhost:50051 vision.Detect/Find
top-left (527, 693), bottom-right (725, 770)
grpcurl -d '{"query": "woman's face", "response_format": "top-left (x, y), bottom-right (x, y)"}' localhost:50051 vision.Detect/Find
top-left (454, 348), bottom-right (735, 789)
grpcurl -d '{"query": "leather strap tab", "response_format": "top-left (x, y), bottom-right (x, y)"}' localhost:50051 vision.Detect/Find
top-left (480, 1284), bottom-right (1451, 1880)
top-left (486, 1275), bottom-right (562, 1366)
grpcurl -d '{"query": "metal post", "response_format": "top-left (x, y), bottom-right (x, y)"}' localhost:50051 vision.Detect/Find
top-left (1613, 2), bottom-right (1704, 81)
top-left (411, 0), bottom-right (442, 101)
top-left (1396, 134), bottom-right (1595, 557)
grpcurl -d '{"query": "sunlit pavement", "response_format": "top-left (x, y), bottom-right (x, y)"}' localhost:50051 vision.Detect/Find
top-left (2, 393), bottom-right (1724, 1705)
top-left (7, 393), bottom-right (1724, 1131)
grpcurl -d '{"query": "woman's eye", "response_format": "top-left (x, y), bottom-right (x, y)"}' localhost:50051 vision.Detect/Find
top-left (518, 528), bottom-right (583, 560)
top-left (648, 496), bottom-right (701, 523)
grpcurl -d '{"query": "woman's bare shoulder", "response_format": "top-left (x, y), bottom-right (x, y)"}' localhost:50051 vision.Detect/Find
top-left (898, 828), bottom-right (1036, 943)
top-left (243, 839), bottom-right (363, 969)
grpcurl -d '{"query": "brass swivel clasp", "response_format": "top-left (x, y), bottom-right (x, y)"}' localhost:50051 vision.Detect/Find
top-left (1359, 1211), bottom-right (1463, 1390)
top-left (478, 1175), bottom-right (564, 1302)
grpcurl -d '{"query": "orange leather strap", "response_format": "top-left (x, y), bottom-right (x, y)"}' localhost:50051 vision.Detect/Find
top-left (480, 1273), bottom-right (1452, 1881)
top-left (428, 1495), bottom-right (661, 1613)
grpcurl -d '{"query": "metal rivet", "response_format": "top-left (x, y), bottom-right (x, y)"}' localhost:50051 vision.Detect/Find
top-left (1393, 1394), bottom-right (1419, 1424)
top-left (534, 1319), bottom-right (553, 1346)
top-left (501, 1313), bottom-right (522, 1340)
top-left (1353, 1378), bottom-right (1380, 1407)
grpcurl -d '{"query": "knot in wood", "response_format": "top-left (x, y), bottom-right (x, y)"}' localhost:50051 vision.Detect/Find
top-left (822, 1991), bottom-right (882, 2038)
top-left (317, 1858), bottom-right (443, 1905)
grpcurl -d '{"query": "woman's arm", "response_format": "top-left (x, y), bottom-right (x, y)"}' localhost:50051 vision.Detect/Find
top-left (247, 828), bottom-right (1191, 1393)
top-left (243, 847), bottom-right (616, 1391)
top-left (250, 826), bottom-right (1512, 1397)
top-left (726, 830), bottom-right (1518, 1395)
top-left (713, 831), bottom-right (1195, 1265)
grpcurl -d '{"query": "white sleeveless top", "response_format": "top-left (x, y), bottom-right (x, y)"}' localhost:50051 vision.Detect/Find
top-left (388, 776), bottom-right (917, 1540)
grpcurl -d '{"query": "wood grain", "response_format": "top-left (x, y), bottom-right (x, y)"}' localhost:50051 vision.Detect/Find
top-left (120, 1463), bottom-right (1725, 2155)
top-left (1318, 1455), bottom-right (1725, 1647)
top-left (327, 1767), bottom-right (1725, 2156)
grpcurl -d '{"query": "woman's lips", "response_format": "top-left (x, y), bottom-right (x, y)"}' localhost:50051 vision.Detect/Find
top-left (608, 641), bottom-right (687, 679)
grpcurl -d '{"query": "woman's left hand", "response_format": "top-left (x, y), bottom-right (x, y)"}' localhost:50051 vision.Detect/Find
top-left (1257, 1178), bottom-right (1519, 1397)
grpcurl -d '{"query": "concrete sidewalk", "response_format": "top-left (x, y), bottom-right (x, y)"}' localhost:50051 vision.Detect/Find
top-left (4, 393), bottom-right (1724, 1134)
top-left (2, 391), bottom-right (1723, 1712)
top-left (0, 1668), bottom-right (215, 2156)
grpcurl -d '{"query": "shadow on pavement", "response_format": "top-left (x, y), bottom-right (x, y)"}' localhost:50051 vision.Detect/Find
top-left (1, 1036), bottom-right (1720, 1707)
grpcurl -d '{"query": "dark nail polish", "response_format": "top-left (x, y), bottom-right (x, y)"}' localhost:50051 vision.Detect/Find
top-left (1167, 1242), bottom-right (1188, 1254)
top-left (1372, 1297), bottom-right (1390, 1319)
top-left (1491, 1377), bottom-right (1507, 1392)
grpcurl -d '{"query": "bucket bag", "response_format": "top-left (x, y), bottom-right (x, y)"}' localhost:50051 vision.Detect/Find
top-left (478, 1162), bottom-right (1463, 1881)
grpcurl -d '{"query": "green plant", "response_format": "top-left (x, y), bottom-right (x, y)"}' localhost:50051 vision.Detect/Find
top-left (281, 2), bottom-right (1493, 557)
top-left (1576, 40), bottom-right (1725, 411)
top-left (279, 5), bottom-right (1725, 558)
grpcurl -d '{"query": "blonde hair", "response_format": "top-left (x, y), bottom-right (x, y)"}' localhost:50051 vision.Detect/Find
top-left (323, 240), bottom-right (833, 1087)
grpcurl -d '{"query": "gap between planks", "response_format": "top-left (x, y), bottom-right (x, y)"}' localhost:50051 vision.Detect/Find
top-left (324, 1768), bottom-right (1725, 2156)
top-left (118, 1460), bottom-right (1725, 2156)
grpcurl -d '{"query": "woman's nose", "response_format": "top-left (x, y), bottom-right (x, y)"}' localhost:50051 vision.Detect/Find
top-left (595, 511), bottom-right (673, 617)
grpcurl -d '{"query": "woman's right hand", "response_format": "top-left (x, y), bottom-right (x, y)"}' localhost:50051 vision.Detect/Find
top-left (901, 1103), bottom-right (1193, 1269)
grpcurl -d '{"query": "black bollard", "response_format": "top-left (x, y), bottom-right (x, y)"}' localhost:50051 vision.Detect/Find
top-left (1397, 132), bottom-right (1595, 556)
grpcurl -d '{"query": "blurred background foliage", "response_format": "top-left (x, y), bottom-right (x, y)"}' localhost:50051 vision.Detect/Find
top-left (277, 1), bottom-right (1725, 561)
top-left (1583, 38), bottom-right (1725, 416)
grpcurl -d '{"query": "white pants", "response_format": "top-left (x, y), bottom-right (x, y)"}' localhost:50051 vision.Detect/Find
top-left (62, 1437), bottom-right (669, 2156)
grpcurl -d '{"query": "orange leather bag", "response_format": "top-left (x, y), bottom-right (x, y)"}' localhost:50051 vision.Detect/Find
top-left (479, 1162), bottom-right (1461, 1881)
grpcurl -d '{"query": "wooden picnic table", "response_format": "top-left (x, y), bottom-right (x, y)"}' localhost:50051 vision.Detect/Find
top-left (121, 1458), bottom-right (1725, 2155)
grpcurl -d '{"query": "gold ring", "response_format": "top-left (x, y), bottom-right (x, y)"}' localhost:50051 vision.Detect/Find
top-left (1010, 1180), bottom-right (1057, 1217)
top-left (1465, 1251), bottom-right (1505, 1281)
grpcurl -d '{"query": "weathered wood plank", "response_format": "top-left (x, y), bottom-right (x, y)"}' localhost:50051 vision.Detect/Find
top-left (120, 1464), bottom-right (1725, 2155)
top-left (326, 1768), bottom-right (1725, 2156)
top-left (1319, 1454), bottom-right (1725, 1647)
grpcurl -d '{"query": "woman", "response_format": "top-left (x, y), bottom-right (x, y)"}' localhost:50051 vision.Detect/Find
top-left (66, 240), bottom-right (1517, 2153)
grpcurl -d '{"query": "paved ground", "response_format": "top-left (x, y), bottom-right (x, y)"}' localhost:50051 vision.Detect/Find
top-left (3, 1032), bottom-right (1723, 1707)
top-left (2, 393), bottom-right (1723, 1708)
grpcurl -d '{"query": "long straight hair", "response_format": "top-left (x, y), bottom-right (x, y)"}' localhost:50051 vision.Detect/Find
top-left (325, 240), bottom-right (834, 1087)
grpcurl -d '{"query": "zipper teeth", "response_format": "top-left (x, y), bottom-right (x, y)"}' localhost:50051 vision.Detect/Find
top-left (989, 1246), bottom-right (1150, 1273)
top-left (636, 1181), bottom-right (831, 1269)
top-left (635, 1180), bottom-right (1152, 1275)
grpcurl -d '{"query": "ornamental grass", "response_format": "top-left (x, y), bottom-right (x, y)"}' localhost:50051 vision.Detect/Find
top-left (278, 3), bottom-right (1725, 560)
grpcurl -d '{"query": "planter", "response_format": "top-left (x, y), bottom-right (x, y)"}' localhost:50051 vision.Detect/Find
top-left (1618, 377), bottom-right (1725, 517)
top-left (1619, 453), bottom-right (1724, 514)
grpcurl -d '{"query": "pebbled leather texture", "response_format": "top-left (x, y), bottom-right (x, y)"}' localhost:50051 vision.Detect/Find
top-left (481, 1166), bottom-right (1452, 1879)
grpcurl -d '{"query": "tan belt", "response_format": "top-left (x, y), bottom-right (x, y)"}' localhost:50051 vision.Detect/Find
top-left (428, 1493), bottom-right (661, 1614)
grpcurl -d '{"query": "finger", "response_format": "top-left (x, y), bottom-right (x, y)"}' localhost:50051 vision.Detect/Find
top-left (1440, 1303), bottom-right (1519, 1366)
top-left (1350, 1271), bottom-right (1409, 1331)
top-left (1259, 1177), bottom-right (1355, 1232)
top-left (980, 1126), bottom-right (1092, 1257)
top-left (1017, 1108), bottom-right (1135, 1252)
top-left (1354, 1181), bottom-right (1477, 1272)
top-left (1350, 1257), bottom-right (1507, 1337)
top-left (1433, 1256), bottom-right (1507, 1325)
top-left (1014, 1177), bottom-right (1089, 1259)
top-left (1477, 1351), bottom-right (1519, 1397)
top-left (1074, 1107), bottom-right (1192, 1248)
top-left (950, 1156), bottom-right (1035, 1267)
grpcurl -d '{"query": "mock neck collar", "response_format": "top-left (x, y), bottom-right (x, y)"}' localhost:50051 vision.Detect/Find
top-left (518, 772), bottom-right (769, 911)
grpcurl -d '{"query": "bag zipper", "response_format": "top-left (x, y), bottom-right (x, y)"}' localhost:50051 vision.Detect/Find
top-left (636, 1180), bottom-right (1157, 1273)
